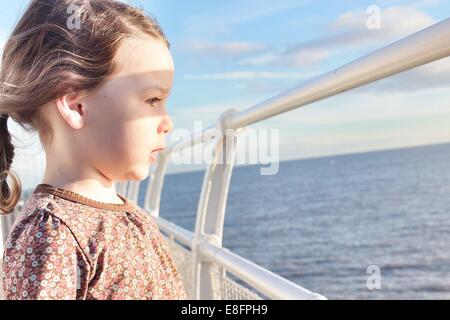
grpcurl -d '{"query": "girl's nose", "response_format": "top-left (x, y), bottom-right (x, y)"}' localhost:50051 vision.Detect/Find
top-left (158, 114), bottom-right (173, 134)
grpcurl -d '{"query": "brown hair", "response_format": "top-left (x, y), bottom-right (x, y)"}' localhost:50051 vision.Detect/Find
top-left (0, 0), bottom-right (170, 214)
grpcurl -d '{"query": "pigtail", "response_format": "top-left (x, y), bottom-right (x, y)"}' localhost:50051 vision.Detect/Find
top-left (0, 113), bottom-right (21, 214)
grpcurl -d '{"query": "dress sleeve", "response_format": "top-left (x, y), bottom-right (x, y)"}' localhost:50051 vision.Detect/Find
top-left (1, 208), bottom-right (90, 300)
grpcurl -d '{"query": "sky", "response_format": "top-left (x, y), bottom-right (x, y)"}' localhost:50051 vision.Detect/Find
top-left (1, 0), bottom-right (450, 189)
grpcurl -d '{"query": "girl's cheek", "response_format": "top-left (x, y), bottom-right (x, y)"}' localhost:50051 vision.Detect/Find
top-left (118, 123), bottom-right (147, 152)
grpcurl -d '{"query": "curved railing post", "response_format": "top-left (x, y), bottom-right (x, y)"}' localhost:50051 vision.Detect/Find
top-left (191, 109), bottom-right (245, 299)
top-left (144, 152), bottom-right (170, 217)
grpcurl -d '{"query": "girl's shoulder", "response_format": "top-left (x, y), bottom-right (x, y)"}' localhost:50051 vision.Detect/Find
top-left (17, 189), bottom-right (114, 243)
top-left (4, 191), bottom-right (93, 265)
top-left (1, 195), bottom-right (91, 300)
top-left (4, 192), bottom-right (84, 258)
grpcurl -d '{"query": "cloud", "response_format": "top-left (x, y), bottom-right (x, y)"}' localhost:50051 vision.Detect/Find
top-left (184, 71), bottom-right (312, 80)
top-left (184, 41), bottom-right (268, 58)
top-left (239, 4), bottom-right (449, 93)
top-left (331, 5), bottom-right (435, 37)
top-left (241, 48), bottom-right (329, 67)
top-left (183, 70), bottom-right (315, 96)
top-left (242, 5), bottom-right (437, 68)
top-left (182, 4), bottom-right (446, 94)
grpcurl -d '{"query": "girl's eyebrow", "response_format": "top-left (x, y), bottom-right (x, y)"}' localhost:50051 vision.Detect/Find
top-left (140, 85), bottom-right (172, 94)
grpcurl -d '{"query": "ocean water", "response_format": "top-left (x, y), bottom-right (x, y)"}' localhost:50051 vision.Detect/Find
top-left (138, 142), bottom-right (450, 299)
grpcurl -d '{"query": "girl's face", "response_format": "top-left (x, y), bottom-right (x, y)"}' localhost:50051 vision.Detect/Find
top-left (80, 35), bottom-right (174, 182)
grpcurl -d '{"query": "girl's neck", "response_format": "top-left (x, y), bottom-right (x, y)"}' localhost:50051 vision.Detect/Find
top-left (40, 179), bottom-right (123, 204)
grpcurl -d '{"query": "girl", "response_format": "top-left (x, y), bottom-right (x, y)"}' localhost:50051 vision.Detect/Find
top-left (0, 0), bottom-right (186, 300)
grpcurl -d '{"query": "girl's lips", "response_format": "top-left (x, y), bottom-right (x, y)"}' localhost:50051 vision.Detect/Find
top-left (149, 148), bottom-right (165, 162)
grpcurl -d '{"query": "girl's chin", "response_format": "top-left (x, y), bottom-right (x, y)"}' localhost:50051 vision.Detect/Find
top-left (125, 164), bottom-right (152, 181)
top-left (135, 170), bottom-right (150, 181)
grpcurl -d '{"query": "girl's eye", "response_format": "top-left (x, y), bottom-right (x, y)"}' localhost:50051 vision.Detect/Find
top-left (145, 97), bottom-right (162, 108)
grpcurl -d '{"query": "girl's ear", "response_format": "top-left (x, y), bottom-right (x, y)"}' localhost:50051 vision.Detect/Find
top-left (55, 94), bottom-right (85, 130)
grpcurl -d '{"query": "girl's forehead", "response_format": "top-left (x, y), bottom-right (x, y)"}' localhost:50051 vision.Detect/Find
top-left (113, 35), bottom-right (174, 77)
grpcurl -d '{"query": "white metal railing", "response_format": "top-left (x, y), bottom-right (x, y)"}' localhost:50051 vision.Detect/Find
top-left (2, 18), bottom-right (450, 300)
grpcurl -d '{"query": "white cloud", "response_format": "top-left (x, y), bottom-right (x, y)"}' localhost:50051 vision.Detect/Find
top-left (182, 4), bottom-right (447, 95)
top-left (242, 48), bottom-right (329, 67)
top-left (332, 5), bottom-right (434, 36)
top-left (184, 41), bottom-right (268, 58)
top-left (242, 5), bottom-right (437, 68)
top-left (241, 53), bottom-right (277, 65)
top-left (240, 4), bottom-right (449, 92)
top-left (184, 70), bottom-right (312, 80)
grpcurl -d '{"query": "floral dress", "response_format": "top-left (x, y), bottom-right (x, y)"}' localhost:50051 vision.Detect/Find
top-left (1, 184), bottom-right (187, 300)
